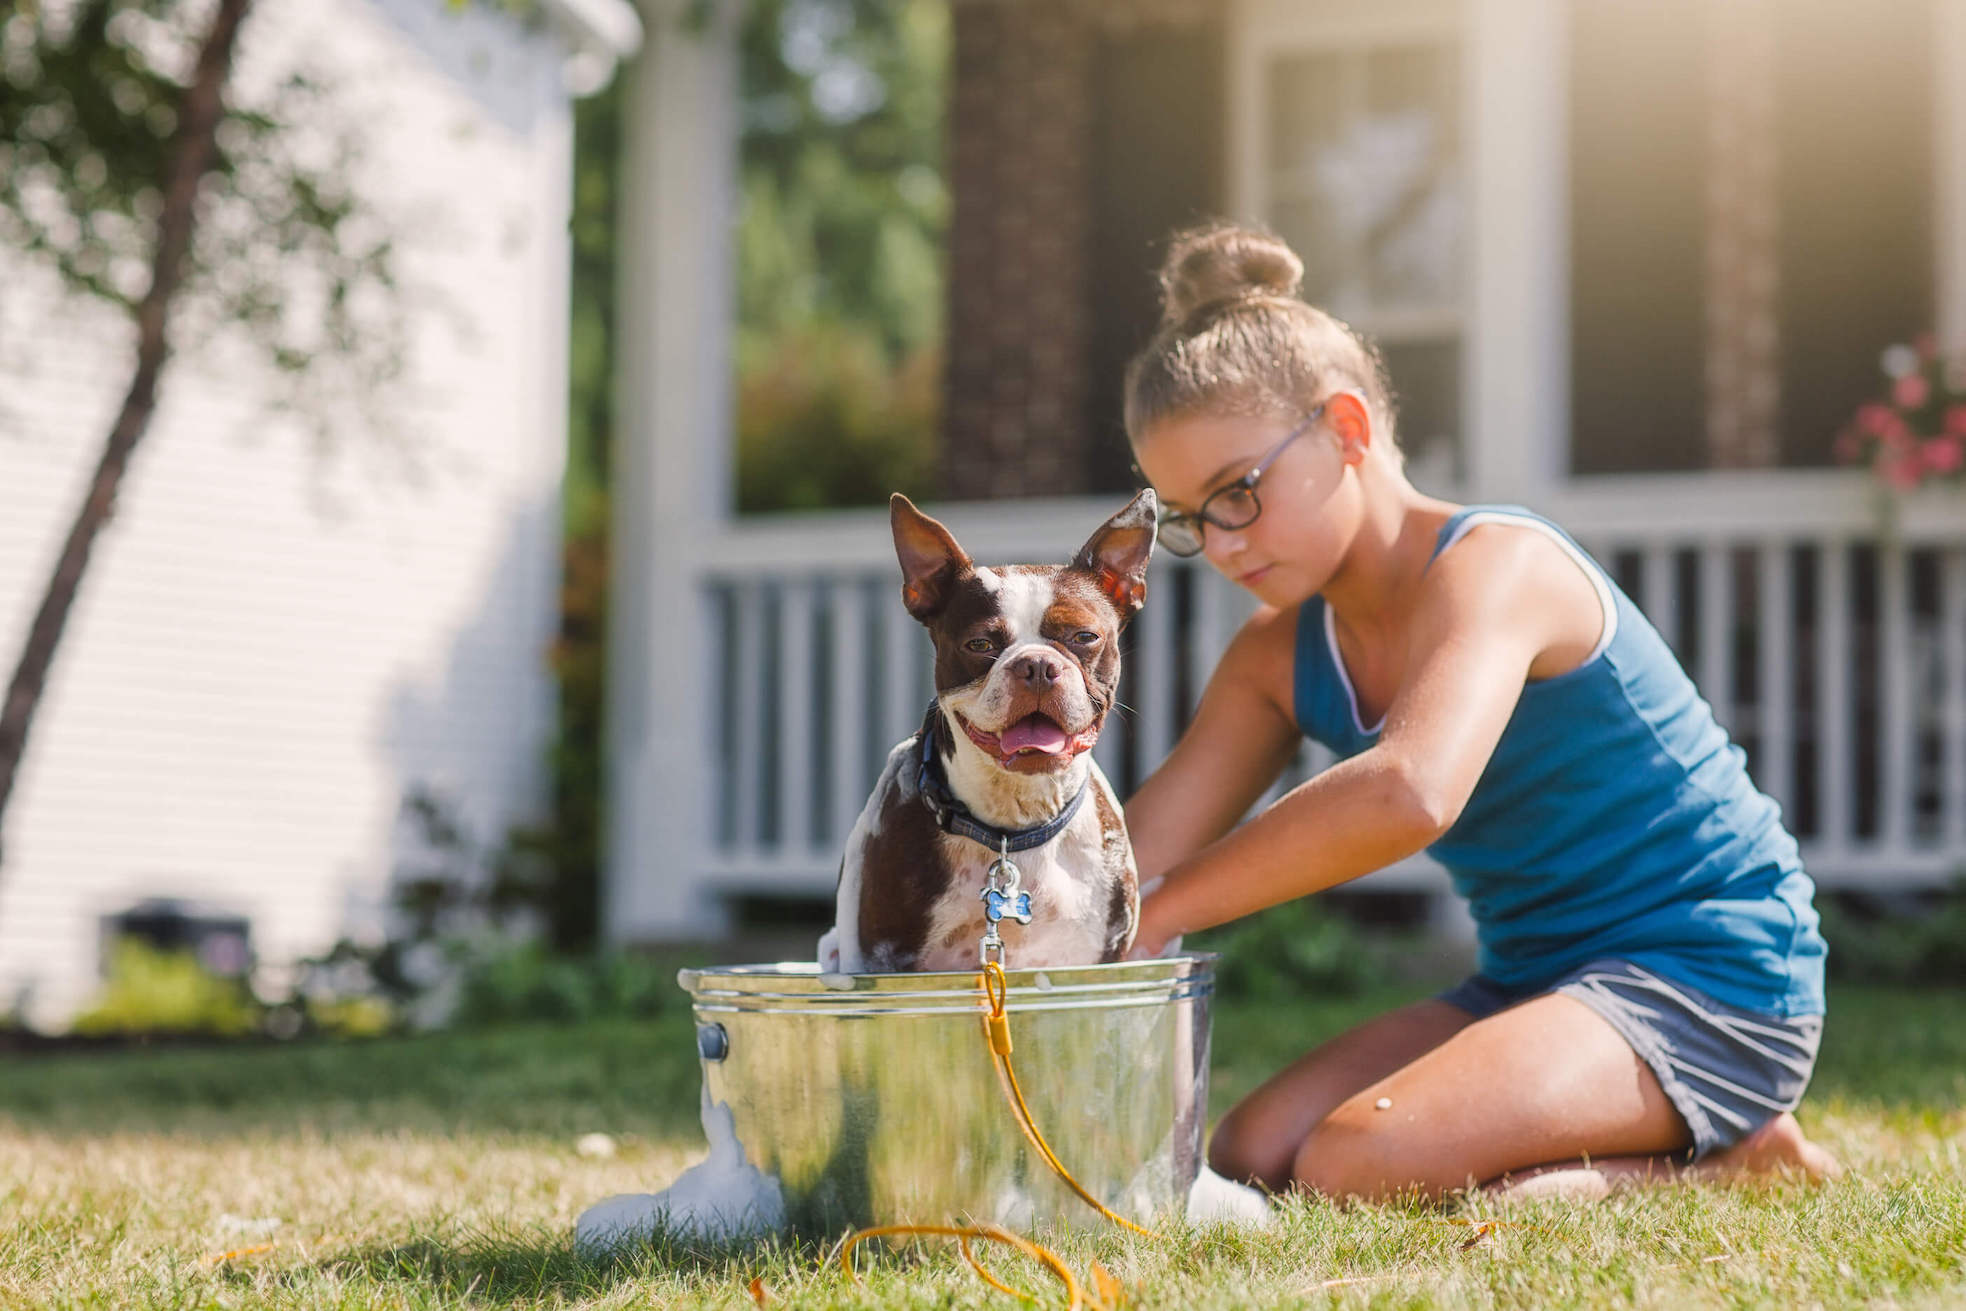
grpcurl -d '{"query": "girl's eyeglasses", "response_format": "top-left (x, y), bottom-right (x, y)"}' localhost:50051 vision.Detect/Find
top-left (1154, 404), bottom-right (1325, 558)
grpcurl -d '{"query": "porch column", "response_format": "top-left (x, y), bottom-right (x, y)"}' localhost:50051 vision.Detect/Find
top-left (604, 0), bottom-right (738, 942)
top-left (1940, 0), bottom-right (1966, 352)
top-left (1466, 0), bottom-right (1568, 496)
top-left (944, 1), bottom-right (1096, 499)
top-left (1702, 0), bottom-right (1781, 469)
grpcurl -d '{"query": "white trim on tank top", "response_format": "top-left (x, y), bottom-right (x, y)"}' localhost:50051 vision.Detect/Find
top-left (1323, 510), bottom-right (1620, 739)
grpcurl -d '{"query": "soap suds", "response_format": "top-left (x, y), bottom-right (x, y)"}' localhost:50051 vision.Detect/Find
top-left (576, 1087), bottom-right (786, 1251)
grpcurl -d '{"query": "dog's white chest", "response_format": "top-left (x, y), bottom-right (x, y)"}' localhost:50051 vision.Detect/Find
top-left (914, 804), bottom-right (1114, 972)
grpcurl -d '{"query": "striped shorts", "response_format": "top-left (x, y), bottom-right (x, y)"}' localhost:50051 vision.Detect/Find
top-left (1437, 959), bottom-right (1823, 1161)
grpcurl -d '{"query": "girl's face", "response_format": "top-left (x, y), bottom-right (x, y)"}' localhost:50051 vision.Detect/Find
top-left (1132, 402), bottom-right (1365, 607)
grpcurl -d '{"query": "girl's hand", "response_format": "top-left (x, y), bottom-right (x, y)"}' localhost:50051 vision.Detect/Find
top-left (1126, 933), bottom-right (1184, 961)
top-left (1127, 887), bottom-right (1182, 960)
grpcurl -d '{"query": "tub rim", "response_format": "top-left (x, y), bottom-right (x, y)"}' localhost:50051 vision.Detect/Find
top-left (679, 953), bottom-right (1218, 1016)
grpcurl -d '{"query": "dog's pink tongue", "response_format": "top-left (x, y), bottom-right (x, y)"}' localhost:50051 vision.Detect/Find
top-left (1001, 714), bottom-right (1070, 754)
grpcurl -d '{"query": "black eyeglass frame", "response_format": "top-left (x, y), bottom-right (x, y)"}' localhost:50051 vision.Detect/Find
top-left (1153, 403), bottom-right (1327, 558)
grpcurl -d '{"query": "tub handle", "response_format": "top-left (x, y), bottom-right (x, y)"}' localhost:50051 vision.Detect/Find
top-left (696, 1022), bottom-right (729, 1062)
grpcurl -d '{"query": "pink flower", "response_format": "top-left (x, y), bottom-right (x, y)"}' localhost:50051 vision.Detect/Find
top-left (1857, 402), bottom-right (1900, 436)
top-left (1833, 429), bottom-right (1863, 463)
top-left (1922, 436), bottom-right (1964, 475)
top-left (1893, 373), bottom-right (1931, 409)
top-left (1882, 452), bottom-right (1926, 490)
top-left (1946, 404), bottom-right (1966, 437)
top-left (1915, 332), bottom-right (1939, 360)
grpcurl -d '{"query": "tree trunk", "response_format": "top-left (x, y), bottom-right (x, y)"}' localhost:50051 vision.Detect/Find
top-left (0, 0), bottom-right (255, 865)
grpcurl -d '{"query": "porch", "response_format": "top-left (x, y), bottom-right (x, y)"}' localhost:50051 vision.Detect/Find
top-left (599, 0), bottom-right (1966, 941)
top-left (608, 471), bottom-right (1966, 940)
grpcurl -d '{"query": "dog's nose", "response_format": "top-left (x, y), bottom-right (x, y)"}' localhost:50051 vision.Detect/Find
top-left (1011, 653), bottom-right (1061, 689)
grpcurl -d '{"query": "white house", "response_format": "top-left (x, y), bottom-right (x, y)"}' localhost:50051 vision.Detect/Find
top-left (0, 0), bottom-right (640, 1028)
top-left (604, 0), bottom-right (1966, 945)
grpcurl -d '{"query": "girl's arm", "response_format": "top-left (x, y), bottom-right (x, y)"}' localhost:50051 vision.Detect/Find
top-left (1132, 528), bottom-right (1585, 953)
top-left (1123, 604), bottom-right (1303, 888)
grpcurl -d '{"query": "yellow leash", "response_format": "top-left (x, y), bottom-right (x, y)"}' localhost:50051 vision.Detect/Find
top-left (978, 961), bottom-right (1162, 1240)
top-left (837, 961), bottom-right (1157, 1307)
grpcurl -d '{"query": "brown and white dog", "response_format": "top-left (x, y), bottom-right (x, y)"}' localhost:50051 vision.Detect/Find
top-left (817, 492), bottom-right (1157, 974)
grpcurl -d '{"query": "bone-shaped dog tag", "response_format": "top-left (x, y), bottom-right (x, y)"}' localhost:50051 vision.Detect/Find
top-left (982, 887), bottom-right (1034, 925)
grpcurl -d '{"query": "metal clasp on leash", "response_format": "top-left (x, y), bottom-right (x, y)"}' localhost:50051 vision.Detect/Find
top-left (979, 835), bottom-right (1033, 966)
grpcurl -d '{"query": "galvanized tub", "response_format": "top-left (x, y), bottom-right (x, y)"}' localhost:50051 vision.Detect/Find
top-left (678, 955), bottom-right (1216, 1235)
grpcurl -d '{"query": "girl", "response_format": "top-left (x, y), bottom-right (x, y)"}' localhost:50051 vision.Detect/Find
top-left (1121, 223), bottom-right (1838, 1201)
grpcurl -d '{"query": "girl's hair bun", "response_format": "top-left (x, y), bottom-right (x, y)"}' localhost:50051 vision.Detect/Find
top-left (1158, 222), bottom-right (1303, 327)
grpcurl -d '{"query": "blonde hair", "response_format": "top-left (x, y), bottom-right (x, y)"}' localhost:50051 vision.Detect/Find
top-left (1122, 222), bottom-right (1399, 450)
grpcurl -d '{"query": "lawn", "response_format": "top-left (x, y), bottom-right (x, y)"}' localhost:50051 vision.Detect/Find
top-left (3, 984), bottom-right (1964, 1309)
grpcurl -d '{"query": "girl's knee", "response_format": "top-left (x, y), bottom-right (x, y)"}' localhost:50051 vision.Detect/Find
top-left (1207, 1106), bottom-right (1294, 1192)
top-left (1291, 1113), bottom-right (1406, 1201)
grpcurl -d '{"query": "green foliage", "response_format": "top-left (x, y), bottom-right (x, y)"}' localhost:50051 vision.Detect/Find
top-left (736, 325), bottom-right (940, 512)
top-left (732, 0), bottom-right (948, 512)
top-left (736, 0), bottom-right (948, 365)
top-left (564, 75), bottom-right (619, 541)
top-left (1190, 898), bottom-right (1380, 1001)
top-left (450, 941), bottom-right (698, 1027)
top-left (524, 0), bottom-right (955, 939)
top-left (505, 513), bottom-right (609, 951)
top-left (5, 989), bottom-right (1966, 1307)
top-left (1819, 876), bottom-right (1966, 986)
top-left (0, 0), bottom-right (408, 443)
top-left (71, 939), bottom-right (259, 1038)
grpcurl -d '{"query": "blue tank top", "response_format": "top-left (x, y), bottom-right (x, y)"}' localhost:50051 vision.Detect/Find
top-left (1292, 506), bottom-right (1825, 1017)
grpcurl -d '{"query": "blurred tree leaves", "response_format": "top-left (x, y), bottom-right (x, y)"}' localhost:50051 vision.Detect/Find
top-left (0, 0), bottom-right (409, 447)
top-left (533, 0), bottom-right (948, 943)
top-left (733, 0), bottom-right (947, 512)
top-left (566, 0), bottom-right (948, 525)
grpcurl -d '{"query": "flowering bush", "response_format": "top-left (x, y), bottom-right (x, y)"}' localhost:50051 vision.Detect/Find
top-left (1836, 334), bottom-right (1966, 490)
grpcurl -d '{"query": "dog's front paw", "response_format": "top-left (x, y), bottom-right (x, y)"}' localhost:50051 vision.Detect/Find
top-left (816, 927), bottom-right (841, 972)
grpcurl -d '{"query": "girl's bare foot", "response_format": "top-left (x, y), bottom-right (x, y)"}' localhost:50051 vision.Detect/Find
top-left (1695, 1111), bottom-right (1842, 1182)
top-left (1483, 1112), bottom-right (1841, 1200)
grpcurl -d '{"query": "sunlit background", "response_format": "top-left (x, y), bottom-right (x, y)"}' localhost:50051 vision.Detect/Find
top-left (0, 0), bottom-right (1962, 1037)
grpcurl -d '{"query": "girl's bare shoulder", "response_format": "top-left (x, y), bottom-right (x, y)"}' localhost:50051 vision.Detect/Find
top-left (1219, 601), bottom-right (1305, 718)
top-left (1415, 519), bottom-right (1606, 673)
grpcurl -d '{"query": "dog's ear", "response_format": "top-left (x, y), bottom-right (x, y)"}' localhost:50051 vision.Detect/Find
top-left (892, 493), bottom-right (973, 622)
top-left (1073, 489), bottom-right (1157, 623)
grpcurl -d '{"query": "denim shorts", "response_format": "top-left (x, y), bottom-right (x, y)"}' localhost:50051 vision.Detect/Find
top-left (1437, 959), bottom-right (1823, 1161)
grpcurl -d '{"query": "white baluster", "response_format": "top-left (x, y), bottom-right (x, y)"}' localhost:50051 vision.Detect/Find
top-left (1879, 542), bottom-right (1913, 853)
top-left (1943, 547), bottom-right (1966, 848)
top-left (1699, 541), bottom-right (1734, 731)
top-left (777, 581), bottom-right (817, 859)
top-left (1644, 543), bottom-right (1679, 653)
top-left (1135, 574), bottom-right (1176, 776)
top-left (829, 578), bottom-right (870, 847)
top-left (731, 581), bottom-right (767, 858)
top-left (1817, 542), bottom-right (1852, 855)
top-left (1756, 542), bottom-right (1794, 815)
top-left (884, 594), bottom-right (921, 752)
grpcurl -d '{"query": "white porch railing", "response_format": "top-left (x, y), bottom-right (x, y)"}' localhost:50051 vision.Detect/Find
top-left (686, 472), bottom-right (1966, 905)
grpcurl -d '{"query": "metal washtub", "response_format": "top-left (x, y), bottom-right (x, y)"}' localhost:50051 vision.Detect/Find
top-left (678, 955), bottom-right (1216, 1235)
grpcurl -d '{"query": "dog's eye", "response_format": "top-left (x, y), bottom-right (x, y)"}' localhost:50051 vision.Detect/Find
top-left (965, 637), bottom-right (997, 654)
top-left (1070, 631), bottom-right (1100, 647)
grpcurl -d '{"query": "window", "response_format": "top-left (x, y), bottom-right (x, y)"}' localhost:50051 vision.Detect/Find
top-left (1232, 2), bottom-right (1465, 483)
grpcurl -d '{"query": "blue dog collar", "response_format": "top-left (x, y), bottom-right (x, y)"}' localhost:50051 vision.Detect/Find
top-left (914, 703), bottom-right (1091, 854)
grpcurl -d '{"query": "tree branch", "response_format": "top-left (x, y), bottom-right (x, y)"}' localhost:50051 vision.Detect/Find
top-left (0, 0), bottom-right (256, 862)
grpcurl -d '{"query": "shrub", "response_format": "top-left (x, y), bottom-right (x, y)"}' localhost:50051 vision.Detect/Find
top-left (72, 941), bottom-right (260, 1038)
top-left (1819, 876), bottom-right (1966, 986)
top-left (449, 941), bottom-right (693, 1027)
top-left (1190, 898), bottom-right (1379, 1001)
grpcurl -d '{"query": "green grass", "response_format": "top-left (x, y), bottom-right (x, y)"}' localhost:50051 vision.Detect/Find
top-left (3, 985), bottom-right (1963, 1308)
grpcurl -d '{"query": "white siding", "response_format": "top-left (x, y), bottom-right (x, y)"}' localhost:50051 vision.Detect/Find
top-left (0, 0), bottom-right (575, 1028)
